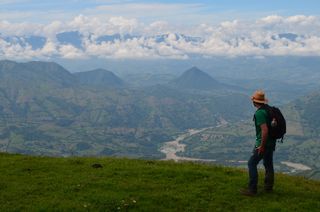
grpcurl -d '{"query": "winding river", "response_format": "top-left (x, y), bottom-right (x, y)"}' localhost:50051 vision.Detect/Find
top-left (160, 128), bottom-right (216, 162)
top-left (159, 127), bottom-right (313, 173)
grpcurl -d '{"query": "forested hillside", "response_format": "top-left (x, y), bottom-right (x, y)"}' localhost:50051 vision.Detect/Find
top-left (0, 60), bottom-right (251, 157)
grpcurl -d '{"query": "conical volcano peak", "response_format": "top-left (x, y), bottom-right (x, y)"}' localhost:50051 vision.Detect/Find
top-left (173, 67), bottom-right (220, 90)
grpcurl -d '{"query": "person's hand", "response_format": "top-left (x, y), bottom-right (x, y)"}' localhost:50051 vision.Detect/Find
top-left (257, 146), bottom-right (265, 155)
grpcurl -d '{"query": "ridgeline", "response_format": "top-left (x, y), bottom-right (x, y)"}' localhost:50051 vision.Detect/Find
top-left (0, 153), bottom-right (319, 211)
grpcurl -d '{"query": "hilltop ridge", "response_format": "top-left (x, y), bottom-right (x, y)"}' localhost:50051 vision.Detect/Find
top-left (74, 68), bottom-right (125, 88)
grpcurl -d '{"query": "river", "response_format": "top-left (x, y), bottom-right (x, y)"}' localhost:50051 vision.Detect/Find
top-left (160, 127), bottom-right (216, 162)
top-left (159, 127), bottom-right (313, 173)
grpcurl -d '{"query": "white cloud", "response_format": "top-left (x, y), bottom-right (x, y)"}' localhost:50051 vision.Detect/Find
top-left (41, 40), bottom-right (58, 55)
top-left (258, 15), bottom-right (284, 25)
top-left (149, 21), bottom-right (168, 29)
top-left (59, 45), bottom-right (86, 59)
top-left (108, 16), bottom-right (139, 34)
top-left (257, 15), bottom-right (320, 35)
top-left (285, 15), bottom-right (317, 25)
top-left (1, 15), bottom-right (320, 60)
top-left (42, 21), bottom-right (66, 39)
top-left (0, 20), bottom-right (42, 36)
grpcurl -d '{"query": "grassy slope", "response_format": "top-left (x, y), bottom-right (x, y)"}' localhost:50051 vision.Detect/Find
top-left (0, 153), bottom-right (319, 211)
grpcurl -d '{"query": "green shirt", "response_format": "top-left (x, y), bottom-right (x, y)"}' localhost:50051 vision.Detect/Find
top-left (254, 108), bottom-right (276, 149)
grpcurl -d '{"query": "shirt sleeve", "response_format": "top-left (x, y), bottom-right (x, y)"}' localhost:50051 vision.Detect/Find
top-left (255, 109), bottom-right (267, 126)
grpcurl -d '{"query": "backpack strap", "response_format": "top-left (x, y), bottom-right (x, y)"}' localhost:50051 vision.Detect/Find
top-left (257, 104), bottom-right (271, 126)
top-left (256, 104), bottom-right (274, 139)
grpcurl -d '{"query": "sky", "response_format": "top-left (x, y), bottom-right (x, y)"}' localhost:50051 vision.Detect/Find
top-left (1, 0), bottom-right (319, 24)
top-left (1, 0), bottom-right (320, 60)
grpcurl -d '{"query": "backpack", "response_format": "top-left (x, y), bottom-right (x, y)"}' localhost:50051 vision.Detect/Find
top-left (260, 104), bottom-right (286, 142)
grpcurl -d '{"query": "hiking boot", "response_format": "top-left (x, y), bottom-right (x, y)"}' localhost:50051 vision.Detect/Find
top-left (239, 188), bottom-right (257, 196)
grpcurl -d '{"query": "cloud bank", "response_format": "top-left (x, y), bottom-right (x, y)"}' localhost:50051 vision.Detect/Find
top-left (1, 15), bottom-right (320, 60)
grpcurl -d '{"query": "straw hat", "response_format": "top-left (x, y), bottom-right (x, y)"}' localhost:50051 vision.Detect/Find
top-left (251, 90), bottom-right (268, 104)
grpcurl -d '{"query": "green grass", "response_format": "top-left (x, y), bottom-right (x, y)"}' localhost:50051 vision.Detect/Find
top-left (0, 153), bottom-right (319, 211)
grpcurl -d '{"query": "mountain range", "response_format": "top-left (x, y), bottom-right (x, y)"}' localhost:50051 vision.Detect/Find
top-left (0, 31), bottom-right (304, 53)
top-left (0, 60), bottom-right (251, 157)
top-left (53, 56), bottom-right (320, 106)
top-left (0, 59), bottom-right (319, 173)
top-left (0, 32), bottom-right (203, 51)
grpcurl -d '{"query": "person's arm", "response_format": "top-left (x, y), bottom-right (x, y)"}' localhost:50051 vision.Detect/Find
top-left (258, 123), bottom-right (268, 154)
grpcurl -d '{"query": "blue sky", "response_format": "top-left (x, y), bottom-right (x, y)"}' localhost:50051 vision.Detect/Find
top-left (0, 0), bottom-right (319, 24)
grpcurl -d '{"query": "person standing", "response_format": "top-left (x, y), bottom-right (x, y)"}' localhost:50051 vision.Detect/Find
top-left (240, 90), bottom-right (276, 196)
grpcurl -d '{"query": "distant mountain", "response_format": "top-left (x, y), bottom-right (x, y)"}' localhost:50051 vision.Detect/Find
top-left (0, 60), bottom-right (76, 88)
top-left (95, 33), bottom-right (202, 44)
top-left (96, 33), bottom-right (140, 44)
top-left (171, 67), bottom-right (232, 91)
top-left (74, 69), bottom-right (125, 88)
top-left (153, 34), bottom-right (203, 43)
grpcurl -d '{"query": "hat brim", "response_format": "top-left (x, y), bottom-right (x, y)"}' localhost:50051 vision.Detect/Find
top-left (251, 97), bottom-right (268, 104)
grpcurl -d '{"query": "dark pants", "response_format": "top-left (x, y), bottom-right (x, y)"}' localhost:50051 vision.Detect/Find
top-left (248, 147), bottom-right (274, 192)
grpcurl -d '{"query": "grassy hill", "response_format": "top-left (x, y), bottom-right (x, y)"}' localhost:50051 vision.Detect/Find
top-left (0, 153), bottom-right (319, 211)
